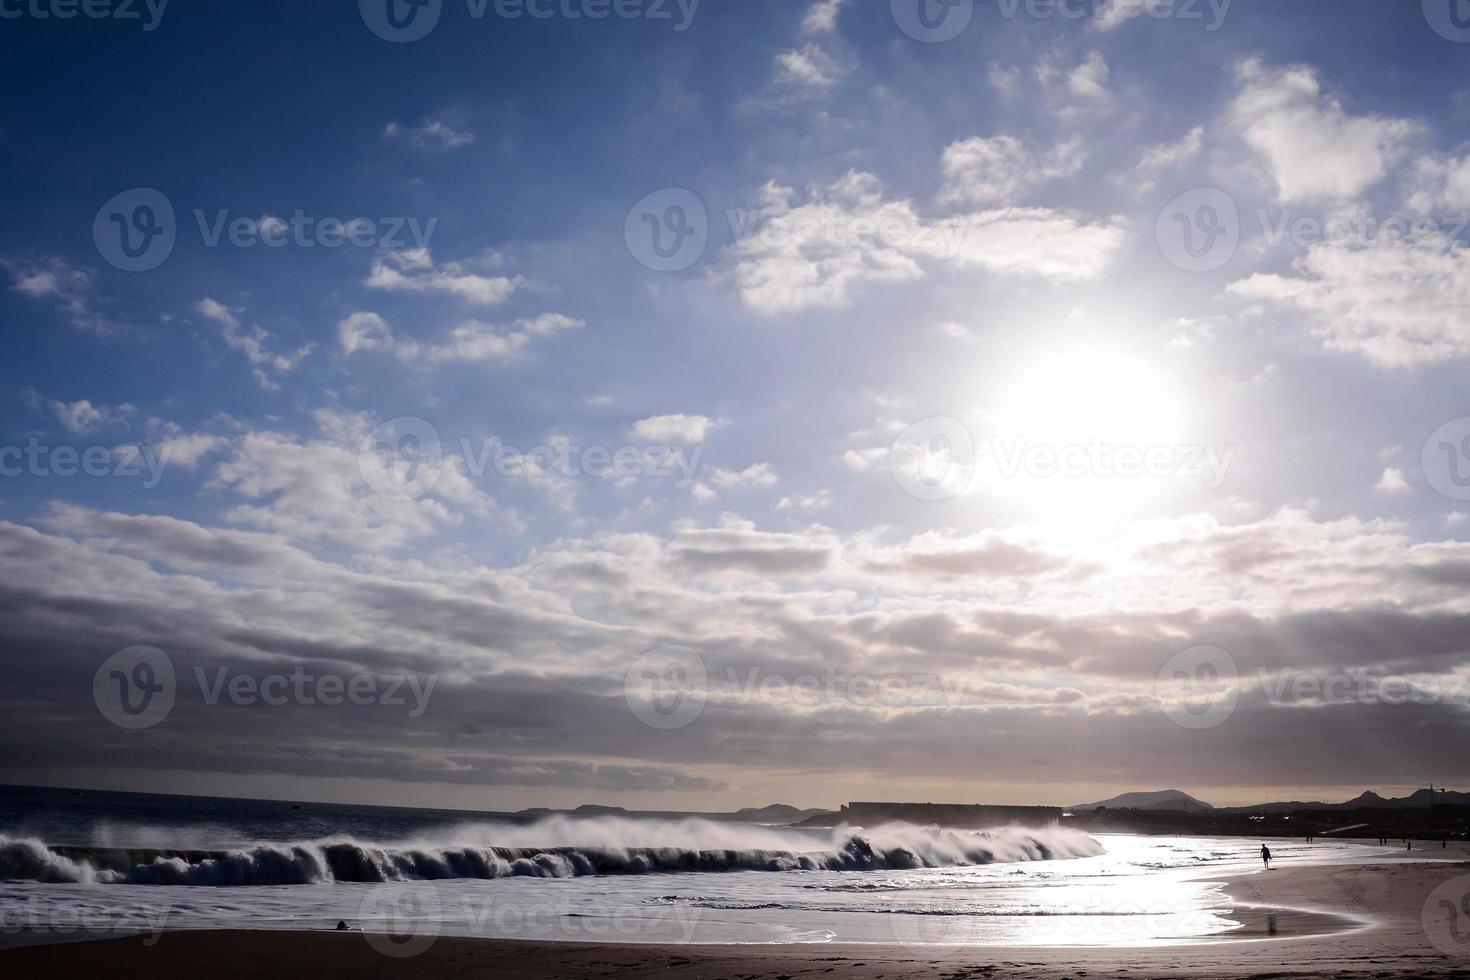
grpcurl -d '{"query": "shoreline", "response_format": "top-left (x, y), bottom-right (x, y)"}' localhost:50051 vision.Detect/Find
top-left (3, 843), bottom-right (1468, 977)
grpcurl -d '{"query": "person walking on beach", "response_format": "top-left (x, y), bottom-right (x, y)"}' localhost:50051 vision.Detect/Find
top-left (1260, 844), bottom-right (1272, 870)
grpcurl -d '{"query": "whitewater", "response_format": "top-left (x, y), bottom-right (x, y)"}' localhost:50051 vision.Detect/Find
top-left (0, 818), bottom-right (1102, 886)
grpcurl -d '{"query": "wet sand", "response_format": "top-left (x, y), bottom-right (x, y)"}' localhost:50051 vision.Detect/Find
top-left (4, 842), bottom-right (1469, 978)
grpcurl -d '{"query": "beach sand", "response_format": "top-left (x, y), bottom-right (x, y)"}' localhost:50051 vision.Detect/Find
top-left (4, 843), bottom-right (1469, 978)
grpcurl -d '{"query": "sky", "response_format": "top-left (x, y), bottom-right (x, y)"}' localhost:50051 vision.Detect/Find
top-left (3, 0), bottom-right (1470, 812)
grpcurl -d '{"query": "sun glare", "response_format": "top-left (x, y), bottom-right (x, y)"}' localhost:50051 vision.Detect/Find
top-left (987, 349), bottom-right (1188, 527)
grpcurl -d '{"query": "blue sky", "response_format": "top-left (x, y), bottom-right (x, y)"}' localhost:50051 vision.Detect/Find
top-left (4, 0), bottom-right (1470, 811)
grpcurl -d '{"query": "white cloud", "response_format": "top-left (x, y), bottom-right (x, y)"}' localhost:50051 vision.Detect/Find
top-left (210, 409), bottom-right (506, 551)
top-left (1377, 467), bottom-right (1411, 493)
top-left (44, 398), bottom-right (134, 435)
top-left (338, 311), bottom-right (394, 355)
top-left (723, 172), bottom-right (1124, 314)
top-left (631, 414), bottom-right (716, 444)
top-left (3, 257), bottom-right (117, 334)
top-left (154, 432), bottom-right (228, 470)
top-left (931, 207), bottom-right (1126, 281)
top-left (773, 43), bottom-right (844, 90)
top-left (1068, 51), bottom-right (1111, 101)
top-left (1090, 0), bottom-right (1156, 30)
top-left (710, 462), bottom-right (778, 489)
top-left (1228, 58), bottom-right (1420, 203)
top-left (1228, 233), bottom-right (1470, 366)
top-left (196, 299), bottom-right (313, 390)
top-left (338, 310), bottom-right (582, 364)
top-left (366, 248), bottom-right (522, 306)
top-left (1035, 51), bottom-right (1111, 112)
top-left (801, 0), bottom-right (844, 33)
top-left (777, 489), bottom-right (832, 510)
top-left (384, 115), bottom-right (475, 151)
top-left (1136, 126), bottom-right (1204, 172)
top-left (988, 63), bottom-right (1020, 98)
top-left (1407, 150), bottom-right (1470, 212)
top-left (938, 135), bottom-right (1085, 207)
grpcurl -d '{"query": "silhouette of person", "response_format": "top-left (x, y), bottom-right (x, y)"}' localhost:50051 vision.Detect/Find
top-left (1261, 844), bottom-right (1272, 869)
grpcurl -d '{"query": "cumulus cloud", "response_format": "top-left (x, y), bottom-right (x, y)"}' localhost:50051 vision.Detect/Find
top-left (41, 398), bottom-right (135, 435)
top-left (1228, 232), bottom-right (1470, 366)
top-left (630, 414), bottom-right (717, 444)
top-left (209, 409), bottom-right (508, 551)
top-left (723, 172), bottom-right (1123, 314)
top-left (1228, 58), bottom-right (1421, 203)
top-left (801, 0), bottom-right (844, 33)
top-left (937, 135), bottom-right (1085, 207)
top-left (773, 43), bottom-right (844, 91)
top-left (710, 462), bottom-right (778, 489)
top-left (366, 248), bottom-right (522, 306)
top-left (1377, 467), bottom-right (1411, 493)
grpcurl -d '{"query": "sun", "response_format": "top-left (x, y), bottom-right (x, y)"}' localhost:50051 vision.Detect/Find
top-left (1001, 349), bottom-right (1182, 450)
top-left (984, 348), bottom-right (1189, 528)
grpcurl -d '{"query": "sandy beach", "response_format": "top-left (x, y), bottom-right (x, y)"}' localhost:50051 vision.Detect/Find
top-left (5, 842), bottom-right (1468, 979)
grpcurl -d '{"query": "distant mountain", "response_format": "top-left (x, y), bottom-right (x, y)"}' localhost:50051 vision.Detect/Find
top-left (514, 803), bottom-right (832, 824)
top-left (1070, 790), bottom-right (1214, 812)
top-left (1225, 788), bottom-right (1470, 812)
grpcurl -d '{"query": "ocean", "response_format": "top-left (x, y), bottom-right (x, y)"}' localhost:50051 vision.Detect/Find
top-left (0, 785), bottom-right (1378, 950)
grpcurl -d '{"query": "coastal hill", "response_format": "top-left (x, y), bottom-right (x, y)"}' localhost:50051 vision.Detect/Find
top-left (1070, 790), bottom-right (1214, 812)
top-left (515, 803), bottom-right (833, 824)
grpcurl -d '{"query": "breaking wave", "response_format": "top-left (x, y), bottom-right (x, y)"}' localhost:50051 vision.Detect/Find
top-left (0, 819), bottom-right (1102, 887)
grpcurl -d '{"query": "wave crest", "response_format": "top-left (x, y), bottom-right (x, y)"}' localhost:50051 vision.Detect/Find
top-left (0, 820), bottom-right (1103, 887)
